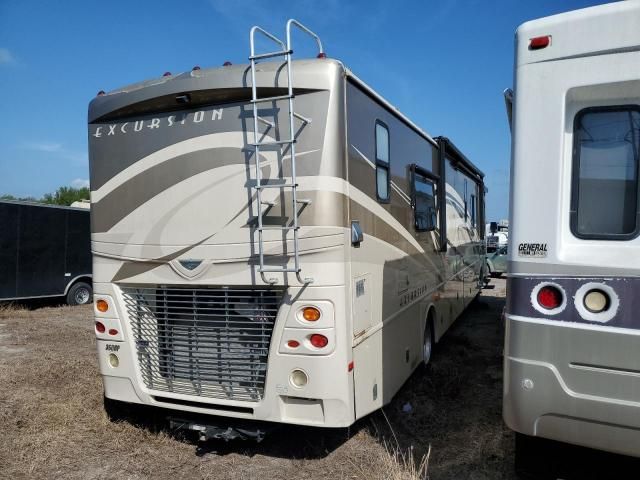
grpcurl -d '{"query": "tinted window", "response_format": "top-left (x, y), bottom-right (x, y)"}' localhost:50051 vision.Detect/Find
top-left (375, 121), bottom-right (390, 202)
top-left (572, 108), bottom-right (640, 238)
top-left (414, 173), bottom-right (436, 231)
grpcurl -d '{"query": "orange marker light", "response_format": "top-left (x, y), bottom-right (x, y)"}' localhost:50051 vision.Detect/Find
top-left (96, 299), bottom-right (109, 313)
top-left (302, 307), bottom-right (321, 322)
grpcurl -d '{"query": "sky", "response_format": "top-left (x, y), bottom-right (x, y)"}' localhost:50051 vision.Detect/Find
top-left (0, 0), bottom-right (606, 220)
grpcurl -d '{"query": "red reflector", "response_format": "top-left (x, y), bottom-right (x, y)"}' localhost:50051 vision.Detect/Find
top-left (223, 61), bottom-right (232, 66)
top-left (537, 285), bottom-right (562, 310)
top-left (317, 52), bottom-right (327, 59)
top-left (287, 339), bottom-right (300, 348)
top-left (95, 321), bottom-right (105, 334)
top-left (108, 328), bottom-right (118, 336)
top-left (163, 71), bottom-right (172, 77)
top-left (309, 334), bottom-right (328, 348)
top-left (348, 361), bottom-right (354, 372)
top-left (529, 36), bottom-right (550, 50)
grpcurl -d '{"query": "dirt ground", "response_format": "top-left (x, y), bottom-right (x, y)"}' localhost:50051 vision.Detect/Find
top-left (0, 280), bottom-right (514, 479)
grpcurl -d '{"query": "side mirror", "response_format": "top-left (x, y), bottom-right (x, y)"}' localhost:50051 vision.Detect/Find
top-left (351, 221), bottom-right (363, 247)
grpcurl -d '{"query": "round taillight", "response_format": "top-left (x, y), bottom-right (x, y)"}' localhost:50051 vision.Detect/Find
top-left (302, 307), bottom-right (321, 322)
top-left (537, 285), bottom-right (563, 310)
top-left (584, 289), bottom-right (610, 313)
top-left (96, 299), bottom-right (108, 313)
top-left (108, 328), bottom-right (118, 336)
top-left (309, 334), bottom-right (328, 348)
top-left (95, 321), bottom-right (105, 334)
top-left (287, 339), bottom-right (300, 348)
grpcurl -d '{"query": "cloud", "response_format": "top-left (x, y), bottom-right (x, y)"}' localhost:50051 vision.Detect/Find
top-left (70, 178), bottom-right (90, 189)
top-left (22, 141), bottom-right (87, 165)
top-left (24, 142), bottom-right (63, 153)
top-left (0, 48), bottom-right (14, 65)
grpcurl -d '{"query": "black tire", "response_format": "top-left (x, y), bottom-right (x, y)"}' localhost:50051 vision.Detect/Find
top-left (66, 281), bottom-right (92, 306)
top-left (514, 433), bottom-right (555, 479)
top-left (422, 316), bottom-right (434, 367)
top-left (104, 395), bottom-right (129, 422)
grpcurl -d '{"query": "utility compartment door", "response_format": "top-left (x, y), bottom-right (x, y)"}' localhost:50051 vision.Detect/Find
top-left (352, 273), bottom-right (372, 338)
top-left (0, 203), bottom-right (19, 299)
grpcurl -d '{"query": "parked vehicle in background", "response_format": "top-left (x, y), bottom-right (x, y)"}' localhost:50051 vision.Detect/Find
top-left (486, 220), bottom-right (508, 252)
top-left (0, 200), bottom-right (92, 305)
top-left (503, 1), bottom-right (640, 472)
top-left (486, 245), bottom-right (507, 278)
top-left (88, 19), bottom-right (486, 437)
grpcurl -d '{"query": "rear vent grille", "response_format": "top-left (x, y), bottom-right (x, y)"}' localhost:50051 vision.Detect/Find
top-left (122, 286), bottom-right (283, 402)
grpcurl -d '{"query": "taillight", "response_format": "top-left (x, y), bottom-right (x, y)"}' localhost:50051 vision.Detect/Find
top-left (302, 306), bottom-right (321, 322)
top-left (96, 299), bottom-right (109, 313)
top-left (287, 339), bottom-right (300, 348)
top-left (108, 328), bottom-right (118, 336)
top-left (584, 289), bottom-right (610, 313)
top-left (537, 285), bottom-right (563, 310)
top-left (95, 321), bottom-right (105, 333)
top-left (309, 334), bottom-right (328, 348)
top-left (529, 35), bottom-right (551, 50)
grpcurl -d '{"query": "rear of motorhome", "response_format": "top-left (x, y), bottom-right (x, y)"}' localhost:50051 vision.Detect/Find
top-left (504, 1), bottom-right (640, 464)
top-left (88, 20), bottom-right (485, 434)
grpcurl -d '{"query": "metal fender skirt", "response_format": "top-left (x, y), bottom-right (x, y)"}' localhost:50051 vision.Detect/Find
top-left (122, 286), bottom-right (284, 402)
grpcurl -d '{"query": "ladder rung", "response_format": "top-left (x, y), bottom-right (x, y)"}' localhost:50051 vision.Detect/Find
top-left (256, 183), bottom-right (297, 189)
top-left (293, 112), bottom-right (312, 124)
top-left (259, 226), bottom-right (298, 231)
top-left (249, 49), bottom-right (292, 61)
top-left (296, 199), bottom-right (312, 205)
top-left (250, 139), bottom-right (296, 147)
top-left (251, 94), bottom-right (293, 104)
top-left (260, 267), bottom-right (301, 273)
top-left (260, 200), bottom-right (275, 206)
top-left (257, 116), bottom-right (275, 128)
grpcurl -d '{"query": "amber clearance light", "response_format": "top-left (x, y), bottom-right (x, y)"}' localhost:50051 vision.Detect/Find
top-left (96, 299), bottom-right (109, 313)
top-left (302, 306), bottom-right (321, 322)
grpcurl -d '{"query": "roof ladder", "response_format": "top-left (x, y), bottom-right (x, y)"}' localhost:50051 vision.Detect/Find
top-left (249, 20), bottom-right (324, 285)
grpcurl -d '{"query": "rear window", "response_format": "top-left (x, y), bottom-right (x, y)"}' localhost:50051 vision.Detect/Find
top-left (571, 107), bottom-right (640, 239)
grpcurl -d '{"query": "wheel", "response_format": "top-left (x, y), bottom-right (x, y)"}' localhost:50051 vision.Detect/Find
top-left (514, 433), bottom-right (555, 479)
top-left (422, 317), bottom-right (433, 367)
top-left (104, 395), bottom-right (129, 422)
top-left (66, 281), bottom-right (92, 306)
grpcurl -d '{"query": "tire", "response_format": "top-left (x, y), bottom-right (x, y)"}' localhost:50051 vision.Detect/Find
top-left (66, 281), bottom-right (92, 306)
top-left (514, 433), bottom-right (554, 479)
top-left (104, 395), bottom-right (129, 422)
top-left (422, 316), bottom-right (434, 367)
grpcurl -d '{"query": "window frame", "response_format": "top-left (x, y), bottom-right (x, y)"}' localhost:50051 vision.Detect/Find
top-left (374, 120), bottom-right (391, 203)
top-left (410, 164), bottom-right (438, 232)
top-left (570, 105), bottom-right (640, 241)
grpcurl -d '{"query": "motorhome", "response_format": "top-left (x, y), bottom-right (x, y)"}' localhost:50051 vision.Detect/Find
top-left (504, 1), bottom-right (640, 467)
top-left (0, 200), bottom-right (92, 305)
top-left (88, 20), bottom-right (485, 436)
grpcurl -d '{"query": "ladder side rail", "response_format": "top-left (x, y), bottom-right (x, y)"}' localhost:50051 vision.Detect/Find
top-left (250, 26), bottom-right (287, 60)
top-left (285, 19), bottom-right (324, 56)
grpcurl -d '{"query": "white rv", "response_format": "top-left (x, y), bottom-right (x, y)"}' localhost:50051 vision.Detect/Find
top-left (88, 20), bottom-right (485, 437)
top-left (504, 1), bottom-right (640, 467)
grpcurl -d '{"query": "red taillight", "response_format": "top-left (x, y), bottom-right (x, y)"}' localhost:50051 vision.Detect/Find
top-left (287, 339), bottom-right (300, 348)
top-left (95, 321), bottom-right (105, 334)
top-left (537, 285), bottom-right (562, 310)
top-left (309, 334), bottom-right (328, 348)
top-left (529, 35), bottom-right (550, 50)
top-left (108, 328), bottom-right (118, 336)
top-left (348, 361), bottom-right (354, 372)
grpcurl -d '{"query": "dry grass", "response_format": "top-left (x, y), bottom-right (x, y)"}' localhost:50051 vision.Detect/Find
top-left (0, 281), bottom-right (512, 480)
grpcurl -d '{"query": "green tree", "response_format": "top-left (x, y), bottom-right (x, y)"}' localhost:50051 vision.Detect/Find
top-left (42, 186), bottom-right (90, 206)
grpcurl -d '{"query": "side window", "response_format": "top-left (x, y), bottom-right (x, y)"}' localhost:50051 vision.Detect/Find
top-left (375, 121), bottom-right (390, 202)
top-left (571, 107), bottom-right (640, 239)
top-left (470, 193), bottom-right (477, 227)
top-left (413, 171), bottom-right (437, 232)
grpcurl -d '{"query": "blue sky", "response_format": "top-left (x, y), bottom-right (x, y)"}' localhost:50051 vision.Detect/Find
top-left (0, 0), bottom-right (604, 220)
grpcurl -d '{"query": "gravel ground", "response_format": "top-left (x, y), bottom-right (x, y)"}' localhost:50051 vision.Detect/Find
top-left (0, 279), bottom-right (513, 480)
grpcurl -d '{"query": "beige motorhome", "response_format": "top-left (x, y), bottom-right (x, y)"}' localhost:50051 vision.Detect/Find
top-left (88, 20), bottom-right (485, 437)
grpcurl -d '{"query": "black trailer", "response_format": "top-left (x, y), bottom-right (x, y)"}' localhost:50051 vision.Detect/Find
top-left (0, 200), bottom-right (92, 305)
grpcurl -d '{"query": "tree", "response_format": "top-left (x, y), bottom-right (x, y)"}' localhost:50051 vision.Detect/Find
top-left (42, 186), bottom-right (90, 206)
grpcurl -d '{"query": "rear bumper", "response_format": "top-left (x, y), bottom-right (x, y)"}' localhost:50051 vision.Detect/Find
top-left (503, 315), bottom-right (640, 457)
